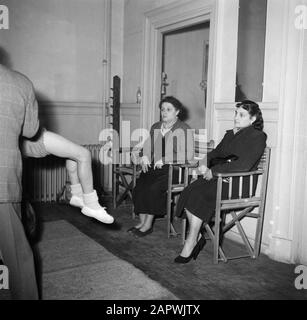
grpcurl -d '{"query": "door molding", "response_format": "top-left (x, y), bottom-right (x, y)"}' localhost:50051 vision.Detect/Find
top-left (141, 0), bottom-right (216, 135)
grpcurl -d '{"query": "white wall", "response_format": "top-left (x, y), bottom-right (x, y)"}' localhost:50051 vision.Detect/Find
top-left (0, 0), bottom-right (108, 144)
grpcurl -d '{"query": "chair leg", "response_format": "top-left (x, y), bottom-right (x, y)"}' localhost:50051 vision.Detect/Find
top-left (112, 168), bottom-right (117, 209)
top-left (119, 173), bottom-right (133, 199)
top-left (166, 166), bottom-right (173, 238)
top-left (182, 218), bottom-right (187, 245)
top-left (253, 210), bottom-right (264, 258)
top-left (213, 209), bottom-right (221, 264)
top-left (204, 223), bottom-right (227, 263)
top-left (230, 211), bottom-right (254, 257)
top-left (166, 192), bottom-right (171, 238)
top-left (170, 222), bottom-right (178, 237)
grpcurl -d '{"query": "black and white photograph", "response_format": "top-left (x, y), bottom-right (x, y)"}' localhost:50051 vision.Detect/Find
top-left (0, 0), bottom-right (307, 304)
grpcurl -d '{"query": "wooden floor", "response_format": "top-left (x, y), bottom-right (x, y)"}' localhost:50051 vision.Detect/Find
top-left (32, 200), bottom-right (307, 300)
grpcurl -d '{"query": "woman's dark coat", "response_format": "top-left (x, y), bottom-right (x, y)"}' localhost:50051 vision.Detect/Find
top-left (176, 125), bottom-right (267, 222)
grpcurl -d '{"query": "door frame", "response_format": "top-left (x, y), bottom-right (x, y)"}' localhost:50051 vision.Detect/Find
top-left (141, 0), bottom-right (217, 137)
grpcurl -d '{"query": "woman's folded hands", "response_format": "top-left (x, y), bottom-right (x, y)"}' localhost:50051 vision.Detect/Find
top-left (154, 159), bottom-right (164, 170)
top-left (140, 156), bottom-right (151, 173)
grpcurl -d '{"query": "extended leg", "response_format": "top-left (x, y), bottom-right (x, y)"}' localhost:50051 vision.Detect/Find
top-left (43, 131), bottom-right (113, 224)
top-left (43, 131), bottom-right (93, 193)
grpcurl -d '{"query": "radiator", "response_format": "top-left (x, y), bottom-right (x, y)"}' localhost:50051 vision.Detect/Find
top-left (23, 144), bottom-right (103, 203)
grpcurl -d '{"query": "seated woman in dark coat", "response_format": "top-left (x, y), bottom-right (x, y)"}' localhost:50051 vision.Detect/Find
top-left (174, 100), bottom-right (267, 263)
top-left (130, 96), bottom-right (193, 237)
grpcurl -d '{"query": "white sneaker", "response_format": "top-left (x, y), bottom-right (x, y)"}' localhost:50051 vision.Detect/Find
top-left (69, 195), bottom-right (84, 208)
top-left (81, 206), bottom-right (114, 224)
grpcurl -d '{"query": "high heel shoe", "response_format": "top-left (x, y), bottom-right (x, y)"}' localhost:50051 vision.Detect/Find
top-left (174, 236), bottom-right (206, 264)
top-left (174, 253), bottom-right (194, 264)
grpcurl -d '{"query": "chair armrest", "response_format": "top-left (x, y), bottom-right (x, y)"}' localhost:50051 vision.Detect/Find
top-left (119, 147), bottom-right (142, 153)
top-left (169, 161), bottom-right (199, 169)
top-left (215, 170), bottom-right (264, 178)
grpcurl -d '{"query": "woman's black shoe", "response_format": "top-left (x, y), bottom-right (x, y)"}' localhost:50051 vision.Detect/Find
top-left (174, 253), bottom-right (194, 264)
top-left (133, 227), bottom-right (153, 238)
top-left (127, 227), bottom-right (138, 233)
top-left (174, 236), bottom-right (206, 264)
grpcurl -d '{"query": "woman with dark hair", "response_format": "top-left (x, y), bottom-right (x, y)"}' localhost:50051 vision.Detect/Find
top-left (174, 100), bottom-right (267, 263)
top-left (130, 96), bottom-right (193, 237)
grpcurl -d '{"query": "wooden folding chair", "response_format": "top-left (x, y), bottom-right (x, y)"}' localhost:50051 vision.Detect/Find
top-left (166, 140), bottom-right (215, 238)
top-left (183, 147), bottom-right (271, 264)
top-left (166, 162), bottom-right (197, 237)
top-left (112, 147), bottom-right (140, 211)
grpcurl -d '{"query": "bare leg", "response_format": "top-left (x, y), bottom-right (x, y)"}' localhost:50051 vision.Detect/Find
top-left (135, 213), bottom-right (147, 229)
top-left (66, 159), bottom-right (79, 186)
top-left (42, 131), bottom-right (113, 224)
top-left (139, 214), bottom-right (154, 232)
top-left (179, 209), bottom-right (203, 257)
top-left (43, 131), bottom-right (93, 193)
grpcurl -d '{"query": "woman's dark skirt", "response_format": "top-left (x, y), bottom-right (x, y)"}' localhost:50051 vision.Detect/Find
top-left (175, 175), bottom-right (255, 222)
top-left (175, 178), bottom-right (219, 222)
top-left (132, 165), bottom-right (177, 216)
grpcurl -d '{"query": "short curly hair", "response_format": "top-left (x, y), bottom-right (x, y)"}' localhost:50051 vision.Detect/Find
top-left (236, 100), bottom-right (264, 131)
top-left (159, 96), bottom-right (185, 120)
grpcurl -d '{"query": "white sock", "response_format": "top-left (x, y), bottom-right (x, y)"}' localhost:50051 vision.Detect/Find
top-left (70, 183), bottom-right (83, 198)
top-left (83, 190), bottom-right (103, 210)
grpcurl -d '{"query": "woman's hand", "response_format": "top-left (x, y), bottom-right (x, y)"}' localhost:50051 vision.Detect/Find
top-left (199, 165), bottom-right (213, 180)
top-left (140, 156), bottom-right (151, 173)
top-left (203, 169), bottom-right (213, 180)
top-left (131, 150), bottom-right (140, 165)
top-left (154, 159), bottom-right (163, 170)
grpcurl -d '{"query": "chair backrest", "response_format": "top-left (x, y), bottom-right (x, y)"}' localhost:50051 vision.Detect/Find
top-left (249, 146), bottom-right (270, 198)
top-left (257, 147), bottom-right (270, 170)
top-left (194, 130), bottom-right (214, 160)
top-left (257, 146), bottom-right (271, 200)
top-left (217, 147), bottom-right (271, 203)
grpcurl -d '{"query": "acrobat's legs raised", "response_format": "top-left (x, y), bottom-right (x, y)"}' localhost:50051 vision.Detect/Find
top-left (43, 132), bottom-right (93, 192)
top-left (41, 131), bottom-right (114, 224)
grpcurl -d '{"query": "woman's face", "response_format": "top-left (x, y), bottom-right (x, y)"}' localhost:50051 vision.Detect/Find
top-left (160, 102), bottom-right (179, 123)
top-left (234, 107), bottom-right (256, 129)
